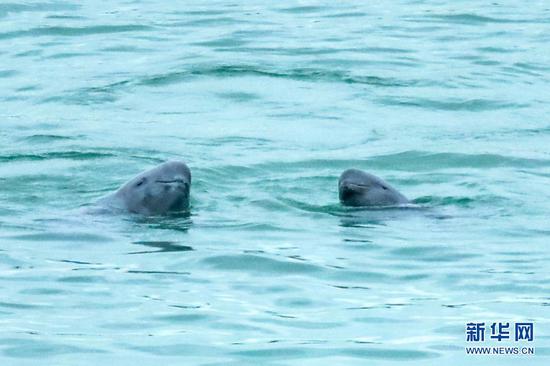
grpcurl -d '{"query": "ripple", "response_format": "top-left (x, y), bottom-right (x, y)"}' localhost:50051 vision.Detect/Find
top-left (201, 254), bottom-right (324, 275)
top-left (0, 70), bottom-right (17, 78)
top-left (150, 313), bottom-right (212, 323)
top-left (174, 17), bottom-right (251, 27)
top-left (390, 246), bottom-right (478, 262)
top-left (124, 343), bottom-right (221, 356)
top-left (18, 134), bottom-right (76, 143)
top-left (57, 275), bottom-right (107, 283)
top-left (231, 346), bottom-right (310, 358)
top-left (0, 151), bottom-right (114, 162)
top-left (19, 287), bottom-right (68, 295)
top-left (413, 196), bottom-right (475, 207)
top-left (45, 52), bottom-right (90, 59)
top-left (193, 37), bottom-right (249, 48)
top-left (8, 232), bottom-right (112, 242)
top-left (423, 13), bottom-right (533, 25)
top-left (331, 270), bottom-right (391, 282)
top-left (0, 25), bottom-right (152, 40)
top-left (127, 270), bottom-right (190, 275)
top-left (377, 97), bottom-right (527, 111)
top-left (1, 339), bottom-right (106, 358)
top-left (129, 241), bottom-right (193, 254)
top-left (56, 64), bottom-right (415, 104)
top-left (276, 6), bottom-right (327, 14)
top-left (322, 12), bottom-right (368, 19)
top-left (254, 151), bottom-right (550, 172)
top-left (231, 346), bottom-right (439, 360)
top-left (338, 347), bottom-right (439, 360)
top-left (0, 3), bottom-right (79, 18)
top-left (140, 65), bottom-right (409, 87)
top-left (0, 301), bottom-right (47, 309)
top-left (215, 91), bottom-right (261, 102)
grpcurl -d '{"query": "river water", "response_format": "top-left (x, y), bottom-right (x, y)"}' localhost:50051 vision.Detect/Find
top-left (1, 1), bottom-right (549, 365)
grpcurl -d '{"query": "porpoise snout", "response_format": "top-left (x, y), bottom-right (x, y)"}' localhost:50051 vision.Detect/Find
top-left (338, 168), bottom-right (409, 207)
top-left (339, 181), bottom-right (367, 202)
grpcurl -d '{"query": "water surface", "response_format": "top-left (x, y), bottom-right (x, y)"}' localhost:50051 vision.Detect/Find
top-left (1, 1), bottom-right (549, 365)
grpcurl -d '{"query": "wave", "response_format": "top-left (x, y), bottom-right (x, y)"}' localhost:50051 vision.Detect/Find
top-left (249, 151), bottom-right (550, 171)
top-left (139, 65), bottom-right (409, 87)
top-left (411, 13), bottom-right (539, 25)
top-left (0, 3), bottom-right (79, 18)
top-left (46, 64), bottom-right (413, 104)
top-left (377, 97), bottom-right (527, 111)
top-left (0, 24), bottom-right (151, 40)
top-left (0, 151), bottom-right (113, 162)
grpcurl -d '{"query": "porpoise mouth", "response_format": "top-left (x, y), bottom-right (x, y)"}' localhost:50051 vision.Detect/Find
top-left (156, 179), bottom-right (186, 184)
top-left (340, 182), bottom-right (369, 191)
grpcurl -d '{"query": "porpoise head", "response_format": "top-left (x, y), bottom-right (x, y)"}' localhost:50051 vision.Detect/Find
top-left (339, 169), bottom-right (408, 207)
top-left (116, 161), bottom-right (191, 215)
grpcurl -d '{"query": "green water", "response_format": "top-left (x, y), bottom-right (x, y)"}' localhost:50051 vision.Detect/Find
top-left (1, 1), bottom-right (549, 365)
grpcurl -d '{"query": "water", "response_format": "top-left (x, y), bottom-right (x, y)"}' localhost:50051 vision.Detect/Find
top-left (1, 1), bottom-right (549, 364)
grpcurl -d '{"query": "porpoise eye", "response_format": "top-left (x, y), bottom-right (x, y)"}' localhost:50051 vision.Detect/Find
top-left (135, 178), bottom-right (146, 187)
top-left (381, 186), bottom-right (388, 190)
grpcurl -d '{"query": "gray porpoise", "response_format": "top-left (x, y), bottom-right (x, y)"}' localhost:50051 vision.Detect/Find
top-left (339, 169), bottom-right (409, 207)
top-left (97, 161), bottom-right (191, 215)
